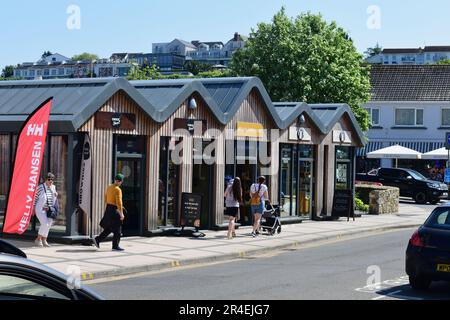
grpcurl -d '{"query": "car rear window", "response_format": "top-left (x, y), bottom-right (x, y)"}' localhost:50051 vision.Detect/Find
top-left (425, 207), bottom-right (450, 230)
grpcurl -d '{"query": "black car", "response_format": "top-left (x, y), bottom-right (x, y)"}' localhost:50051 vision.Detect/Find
top-left (0, 240), bottom-right (103, 300)
top-left (356, 168), bottom-right (448, 204)
top-left (406, 203), bottom-right (450, 290)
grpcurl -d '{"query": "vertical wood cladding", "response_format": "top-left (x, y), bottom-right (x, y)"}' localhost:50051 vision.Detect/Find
top-left (78, 88), bottom-right (282, 233)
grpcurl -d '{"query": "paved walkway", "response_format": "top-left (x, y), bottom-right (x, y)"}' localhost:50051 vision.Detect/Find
top-left (10, 201), bottom-right (437, 282)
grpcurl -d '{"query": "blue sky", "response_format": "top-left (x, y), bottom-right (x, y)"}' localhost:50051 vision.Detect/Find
top-left (1, 0), bottom-right (450, 70)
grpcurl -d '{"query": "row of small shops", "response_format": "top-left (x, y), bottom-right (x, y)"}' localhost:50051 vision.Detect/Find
top-left (0, 77), bottom-right (365, 241)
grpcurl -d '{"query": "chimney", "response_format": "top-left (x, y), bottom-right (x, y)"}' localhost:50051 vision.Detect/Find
top-left (234, 32), bottom-right (239, 41)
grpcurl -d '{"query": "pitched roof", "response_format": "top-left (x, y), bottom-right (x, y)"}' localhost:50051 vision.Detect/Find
top-left (0, 77), bottom-right (284, 131)
top-left (370, 65), bottom-right (450, 101)
top-left (0, 77), bottom-right (366, 145)
top-left (309, 104), bottom-right (366, 145)
top-left (381, 48), bottom-right (421, 54)
top-left (173, 39), bottom-right (197, 49)
top-left (273, 102), bottom-right (321, 132)
top-left (424, 46), bottom-right (450, 52)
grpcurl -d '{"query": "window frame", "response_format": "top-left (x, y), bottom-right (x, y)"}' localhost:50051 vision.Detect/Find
top-left (394, 108), bottom-right (424, 127)
top-left (442, 108), bottom-right (450, 126)
top-left (365, 107), bottom-right (380, 126)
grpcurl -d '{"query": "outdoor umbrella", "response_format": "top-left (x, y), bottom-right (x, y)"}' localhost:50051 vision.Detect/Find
top-left (421, 147), bottom-right (449, 160)
top-left (367, 144), bottom-right (422, 168)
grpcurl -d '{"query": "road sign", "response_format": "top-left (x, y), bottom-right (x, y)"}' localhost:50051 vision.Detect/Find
top-left (445, 169), bottom-right (450, 183)
top-left (446, 132), bottom-right (450, 150)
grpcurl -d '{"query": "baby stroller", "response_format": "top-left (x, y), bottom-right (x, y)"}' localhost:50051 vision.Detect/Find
top-left (261, 202), bottom-right (282, 236)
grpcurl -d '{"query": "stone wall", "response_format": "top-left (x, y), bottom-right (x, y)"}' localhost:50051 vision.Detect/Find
top-left (369, 187), bottom-right (400, 215)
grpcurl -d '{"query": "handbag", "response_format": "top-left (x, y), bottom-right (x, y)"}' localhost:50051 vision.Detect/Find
top-left (250, 184), bottom-right (262, 206)
top-left (43, 185), bottom-right (59, 219)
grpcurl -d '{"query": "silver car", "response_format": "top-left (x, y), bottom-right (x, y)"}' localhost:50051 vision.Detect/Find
top-left (0, 240), bottom-right (103, 300)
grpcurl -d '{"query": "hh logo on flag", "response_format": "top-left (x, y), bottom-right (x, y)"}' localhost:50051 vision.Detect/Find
top-left (27, 124), bottom-right (45, 137)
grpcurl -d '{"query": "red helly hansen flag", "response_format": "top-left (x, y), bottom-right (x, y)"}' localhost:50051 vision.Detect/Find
top-left (2, 98), bottom-right (53, 235)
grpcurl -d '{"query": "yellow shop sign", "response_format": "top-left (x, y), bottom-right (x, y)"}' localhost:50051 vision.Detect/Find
top-left (236, 122), bottom-right (264, 138)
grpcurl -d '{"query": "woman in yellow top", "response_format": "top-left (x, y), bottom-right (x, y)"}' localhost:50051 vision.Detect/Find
top-left (93, 174), bottom-right (126, 251)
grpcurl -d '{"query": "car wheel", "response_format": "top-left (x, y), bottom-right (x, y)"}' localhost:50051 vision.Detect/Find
top-left (414, 192), bottom-right (427, 204)
top-left (409, 275), bottom-right (431, 290)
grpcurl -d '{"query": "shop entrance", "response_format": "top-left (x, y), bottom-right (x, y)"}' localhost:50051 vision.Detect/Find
top-left (158, 137), bottom-right (181, 228)
top-left (192, 163), bottom-right (214, 229)
top-left (298, 160), bottom-right (314, 219)
top-left (236, 162), bottom-right (257, 226)
top-left (280, 144), bottom-right (315, 220)
top-left (114, 135), bottom-right (146, 236)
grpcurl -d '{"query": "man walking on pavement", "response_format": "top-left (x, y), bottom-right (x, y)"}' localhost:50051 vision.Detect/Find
top-left (93, 174), bottom-right (126, 251)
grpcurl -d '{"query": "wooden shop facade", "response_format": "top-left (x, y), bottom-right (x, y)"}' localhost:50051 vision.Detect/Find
top-left (0, 77), bottom-right (365, 240)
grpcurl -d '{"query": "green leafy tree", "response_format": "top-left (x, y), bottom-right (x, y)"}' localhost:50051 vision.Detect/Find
top-left (127, 65), bottom-right (163, 80)
top-left (185, 60), bottom-right (213, 75)
top-left (196, 69), bottom-right (234, 78)
top-left (72, 53), bottom-right (99, 61)
top-left (364, 43), bottom-right (383, 58)
top-left (1, 65), bottom-right (14, 78)
top-left (231, 8), bottom-right (371, 131)
top-left (436, 59), bottom-right (450, 65)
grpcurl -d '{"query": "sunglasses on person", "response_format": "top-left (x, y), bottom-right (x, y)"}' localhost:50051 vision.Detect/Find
top-left (47, 178), bottom-right (54, 182)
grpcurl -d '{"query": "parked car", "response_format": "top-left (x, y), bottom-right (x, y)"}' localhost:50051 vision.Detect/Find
top-left (406, 203), bottom-right (450, 290)
top-left (0, 240), bottom-right (103, 300)
top-left (356, 168), bottom-right (448, 204)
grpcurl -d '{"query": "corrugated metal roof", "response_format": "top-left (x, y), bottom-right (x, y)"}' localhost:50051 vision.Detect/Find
top-left (0, 78), bottom-right (115, 131)
top-left (309, 104), bottom-right (366, 145)
top-left (0, 77), bottom-right (366, 146)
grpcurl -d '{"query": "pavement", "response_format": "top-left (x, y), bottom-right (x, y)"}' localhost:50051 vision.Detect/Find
top-left (8, 200), bottom-right (440, 282)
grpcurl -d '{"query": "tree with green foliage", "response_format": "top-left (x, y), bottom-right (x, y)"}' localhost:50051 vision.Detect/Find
top-left (436, 59), bottom-right (450, 65)
top-left (127, 65), bottom-right (163, 80)
top-left (364, 43), bottom-right (383, 58)
top-left (72, 53), bottom-right (99, 61)
top-left (185, 60), bottom-right (213, 75)
top-left (197, 69), bottom-right (234, 78)
top-left (1, 65), bottom-right (14, 78)
top-left (231, 8), bottom-right (371, 131)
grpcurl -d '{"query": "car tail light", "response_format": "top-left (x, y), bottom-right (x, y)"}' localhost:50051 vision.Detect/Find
top-left (410, 230), bottom-right (425, 248)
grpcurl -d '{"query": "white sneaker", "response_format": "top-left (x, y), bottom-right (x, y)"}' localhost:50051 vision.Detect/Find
top-left (35, 240), bottom-right (43, 248)
top-left (43, 240), bottom-right (51, 248)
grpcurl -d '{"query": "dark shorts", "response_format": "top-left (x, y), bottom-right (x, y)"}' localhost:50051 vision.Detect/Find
top-left (226, 207), bottom-right (239, 218)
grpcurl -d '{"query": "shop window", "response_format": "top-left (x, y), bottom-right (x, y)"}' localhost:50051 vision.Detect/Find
top-left (158, 137), bottom-right (181, 227)
top-left (280, 144), bottom-right (315, 219)
top-left (335, 146), bottom-right (353, 191)
top-left (48, 136), bottom-right (69, 234)
top-left (0, 135), bottom-right (10, 230)
top-left (225, 140), bottom-right (272, 226)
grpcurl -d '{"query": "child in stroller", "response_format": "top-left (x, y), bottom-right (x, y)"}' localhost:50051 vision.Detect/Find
top-left (261, 202), bottom-right (282, 236)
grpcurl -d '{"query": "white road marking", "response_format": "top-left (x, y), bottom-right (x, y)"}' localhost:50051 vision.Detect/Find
top-left (372, 290), bottom-right (402, 300)
top-left (357, 275), bottom-right (424, 301)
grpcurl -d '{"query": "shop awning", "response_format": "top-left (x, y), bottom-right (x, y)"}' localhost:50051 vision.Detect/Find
top-left (358, 141), bottom-right (444, 157)
top-left (422, 147), bottom-right (450, 160)
top-left (356, 141), bottom-right (384, 157)
top-left (367, 145), bottom-right (422, 159)
top-left (389, 141), bottom-right (444, 154)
